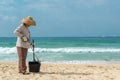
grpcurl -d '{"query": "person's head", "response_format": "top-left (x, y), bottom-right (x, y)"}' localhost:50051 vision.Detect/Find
top-left (21, 16), bottom-right (36, 27)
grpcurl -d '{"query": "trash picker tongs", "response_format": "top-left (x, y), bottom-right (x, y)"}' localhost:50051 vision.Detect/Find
top-left (31, 40), bottom-right (40, 62)
top-left (31, 40), bottom-right (36, 61)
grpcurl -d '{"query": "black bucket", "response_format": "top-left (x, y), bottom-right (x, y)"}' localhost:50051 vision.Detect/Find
top-left (29, 61), bottom-right (41, 72)
top-left (29, 40), bottom-right (41, 72)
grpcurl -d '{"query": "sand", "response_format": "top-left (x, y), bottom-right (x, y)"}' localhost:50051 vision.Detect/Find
top-left (0, 62), bottom-right (120, 80)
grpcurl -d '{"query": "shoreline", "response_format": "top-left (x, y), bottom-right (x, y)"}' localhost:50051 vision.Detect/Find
top-left (0, 62), bottom-right (120, 80)
top-left (1, 60), bottom-right (120, 65)
top-left (40, 60), bottom-right (120, 65)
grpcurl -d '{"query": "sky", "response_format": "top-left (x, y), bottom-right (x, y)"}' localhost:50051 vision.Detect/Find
top-left (0, 0), bottom-right (120, 37)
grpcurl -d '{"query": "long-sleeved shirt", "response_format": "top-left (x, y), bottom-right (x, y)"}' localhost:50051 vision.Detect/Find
top-left (14, 24), bottom-right (30, 48)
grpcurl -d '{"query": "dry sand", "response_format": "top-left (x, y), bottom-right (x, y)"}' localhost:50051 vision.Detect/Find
top-left (0, 62), bottom-right (120, 80)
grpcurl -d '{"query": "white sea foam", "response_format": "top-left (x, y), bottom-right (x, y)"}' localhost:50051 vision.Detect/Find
top-left (0, 47), bottom-right (120, 54)
top-left (36, 47), bottom-right (120, 53)
top-left (42, 60), bottom-right (120, 64)
top-left (0, 47), bottom-right (17, 54)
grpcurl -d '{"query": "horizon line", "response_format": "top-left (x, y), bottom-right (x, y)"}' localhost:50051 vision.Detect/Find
top-left (1, 36), bottom-right (120, 38)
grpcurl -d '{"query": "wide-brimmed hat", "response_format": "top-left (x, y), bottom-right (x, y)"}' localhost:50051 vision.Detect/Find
top-left (22, 16), bottom-right (36, 26)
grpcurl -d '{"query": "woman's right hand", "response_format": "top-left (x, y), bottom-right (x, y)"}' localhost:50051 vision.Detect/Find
top-left (30, 42), bottom-right (33, 46)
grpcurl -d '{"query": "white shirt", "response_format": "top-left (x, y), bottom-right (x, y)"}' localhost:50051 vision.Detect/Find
top-left (14, 24), bottom-right (30, 48)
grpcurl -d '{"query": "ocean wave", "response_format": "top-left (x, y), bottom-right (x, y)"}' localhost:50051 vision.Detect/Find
top-left (0, 47), bottom-right (17, 54)
top-left (35, 48), bottom-right (120, 53)
top-left (0, 47), bottom-right (120, 54)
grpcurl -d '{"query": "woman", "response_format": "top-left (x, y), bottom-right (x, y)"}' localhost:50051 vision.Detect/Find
top-left (14, 16), bottom-right (36, 74)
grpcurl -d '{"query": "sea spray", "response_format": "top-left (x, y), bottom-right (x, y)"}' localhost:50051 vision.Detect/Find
top-left (0, 47), bottom-right (120, 54)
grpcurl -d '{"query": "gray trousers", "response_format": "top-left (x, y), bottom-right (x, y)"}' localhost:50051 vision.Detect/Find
top-left (17, 47), bottom-right (28, 72)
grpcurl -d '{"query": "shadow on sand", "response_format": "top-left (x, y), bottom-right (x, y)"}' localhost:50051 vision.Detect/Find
top-left (39, 71), bottom-right (93, 75)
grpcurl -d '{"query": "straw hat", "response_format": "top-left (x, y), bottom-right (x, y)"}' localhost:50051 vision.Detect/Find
top-left (22, 16), bottom-right (36, 26)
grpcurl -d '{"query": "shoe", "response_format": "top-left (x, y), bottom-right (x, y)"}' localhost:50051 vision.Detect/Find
top-left (22, 71), bottom-right (26, 74)
top-left (19, 71), bottom-right (26, 74)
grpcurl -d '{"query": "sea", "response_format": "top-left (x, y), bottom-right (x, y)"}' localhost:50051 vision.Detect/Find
top-left (0, 37), bottom-right (120, 64)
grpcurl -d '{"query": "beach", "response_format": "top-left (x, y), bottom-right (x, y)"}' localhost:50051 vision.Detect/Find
top-left (0, 62), bottom-right (120, 80)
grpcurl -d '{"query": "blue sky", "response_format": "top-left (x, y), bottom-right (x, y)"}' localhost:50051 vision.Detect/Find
top-left (0, 0), bottom-right (120, 37)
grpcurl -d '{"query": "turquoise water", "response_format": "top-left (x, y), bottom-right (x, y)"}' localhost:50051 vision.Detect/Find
top-left (0, 37), bottom-right (120, 64)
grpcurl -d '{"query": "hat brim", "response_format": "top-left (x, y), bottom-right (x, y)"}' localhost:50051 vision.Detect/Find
top-left (22, 18), bottom-right (36, 26)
